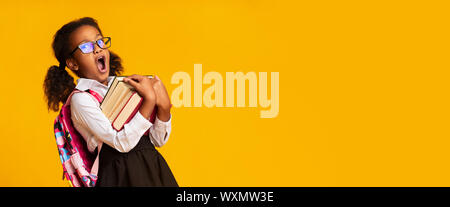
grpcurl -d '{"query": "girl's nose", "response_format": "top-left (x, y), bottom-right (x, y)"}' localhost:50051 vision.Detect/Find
top-left (94, 44), bottom-right (102, 54)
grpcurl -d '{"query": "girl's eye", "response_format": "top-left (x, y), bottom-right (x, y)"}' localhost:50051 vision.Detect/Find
top-left (79, 42), bottom-right (94, 53)
top-left (97, 39), bottom-right (105, 48)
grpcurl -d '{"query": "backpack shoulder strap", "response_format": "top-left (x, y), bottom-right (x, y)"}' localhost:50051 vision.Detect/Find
top-left (63, 88), bottom-right (103, 108)
top-left (84, 89), bottom-right (103, 103)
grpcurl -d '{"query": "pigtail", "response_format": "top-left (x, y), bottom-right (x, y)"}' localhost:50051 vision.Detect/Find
top-left (43, 65), bottom-right (75, 112)
top-left (109, 50), bottom-right (123, 76)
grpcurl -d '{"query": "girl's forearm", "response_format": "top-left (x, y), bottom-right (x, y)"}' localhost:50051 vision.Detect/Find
top-left (157, 106), bottom-right (171, 122)
top-left (139, 99), bottom-right (155, 120)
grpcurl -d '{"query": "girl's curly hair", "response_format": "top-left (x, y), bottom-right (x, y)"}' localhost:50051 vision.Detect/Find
top-left (43, 17), bottom-right (123, 112)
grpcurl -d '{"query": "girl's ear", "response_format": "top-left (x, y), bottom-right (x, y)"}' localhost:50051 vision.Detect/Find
top-left (66, 58), bottom-right (78, 71)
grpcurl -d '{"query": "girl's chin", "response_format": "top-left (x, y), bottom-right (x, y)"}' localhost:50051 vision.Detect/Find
top-left (98, 66), bottom-right (110, 78)
top-left (97, 69), bottom-right (110, 83)
top-left (98, 75), bottom-right (110, 85)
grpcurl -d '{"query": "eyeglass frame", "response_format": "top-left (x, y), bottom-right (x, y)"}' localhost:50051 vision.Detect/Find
top-left (69, 37), bottom-right (111, 56)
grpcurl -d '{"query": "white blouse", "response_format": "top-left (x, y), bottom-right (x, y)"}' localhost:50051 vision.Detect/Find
top-left (70, 76), bottom-right (172, 153)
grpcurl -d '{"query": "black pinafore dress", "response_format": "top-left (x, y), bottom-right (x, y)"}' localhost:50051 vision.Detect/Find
top-left (96, 134), bottom-right (178, 187)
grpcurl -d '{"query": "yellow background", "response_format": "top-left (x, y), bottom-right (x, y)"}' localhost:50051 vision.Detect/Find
top-left (0, 0), bottom-right (449, 186)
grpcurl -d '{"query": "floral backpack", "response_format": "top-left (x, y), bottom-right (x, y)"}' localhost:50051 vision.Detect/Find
top-left (53, 89), bottom-right (103, 187)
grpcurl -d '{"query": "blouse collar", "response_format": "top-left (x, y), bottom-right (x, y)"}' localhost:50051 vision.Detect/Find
top-left (75, 76), bottom-right (115, 97)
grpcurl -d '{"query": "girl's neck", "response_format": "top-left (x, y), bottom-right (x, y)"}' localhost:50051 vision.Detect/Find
top-left (80, 76), bottom-right (108, 86)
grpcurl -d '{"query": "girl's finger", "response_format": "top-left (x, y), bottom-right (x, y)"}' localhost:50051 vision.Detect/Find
top-left (127, 74), bottom-right (144, 82)
top-left (149, 78), bottom-right (158, 86)
top-left (125, 78), bottom-right (141, 90)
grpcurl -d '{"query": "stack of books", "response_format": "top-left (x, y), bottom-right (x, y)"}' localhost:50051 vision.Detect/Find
top-left (100, 75), bottom-right (153, 130)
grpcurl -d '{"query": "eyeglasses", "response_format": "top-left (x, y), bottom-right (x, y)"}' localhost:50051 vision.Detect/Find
top-left (70, 37), bottom-right (111, 56)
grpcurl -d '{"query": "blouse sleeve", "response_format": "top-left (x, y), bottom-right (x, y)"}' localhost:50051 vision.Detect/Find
top-left (149, 114), bottom-right (172, 147)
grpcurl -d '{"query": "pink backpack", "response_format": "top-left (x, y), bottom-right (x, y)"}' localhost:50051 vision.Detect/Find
top-left (53, 89), bottom-right (103, 187)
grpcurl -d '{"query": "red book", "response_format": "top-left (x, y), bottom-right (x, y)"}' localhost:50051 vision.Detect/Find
top-left (111, 91), bottom-right (143, 131)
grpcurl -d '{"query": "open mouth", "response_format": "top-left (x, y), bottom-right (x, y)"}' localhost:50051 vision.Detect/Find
top-left (96, 55), bottom-right (107, 73)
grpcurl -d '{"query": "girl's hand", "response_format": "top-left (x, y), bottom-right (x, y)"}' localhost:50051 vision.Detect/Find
top-left (123, 74), bottom-right (156, 102)
top-left (153, 76), bottom-right (171, 110)
top-left (153, 75), bottom-right (172, 121)
top-left (123, 74), bottom-right (156, 119)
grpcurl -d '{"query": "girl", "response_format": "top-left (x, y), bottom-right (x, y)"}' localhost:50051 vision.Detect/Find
top-left (43, 17), bottom-right (178, 187)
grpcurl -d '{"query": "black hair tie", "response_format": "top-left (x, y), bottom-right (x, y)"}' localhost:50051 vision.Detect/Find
top-left (59, 62), bottom-right (65, 70)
